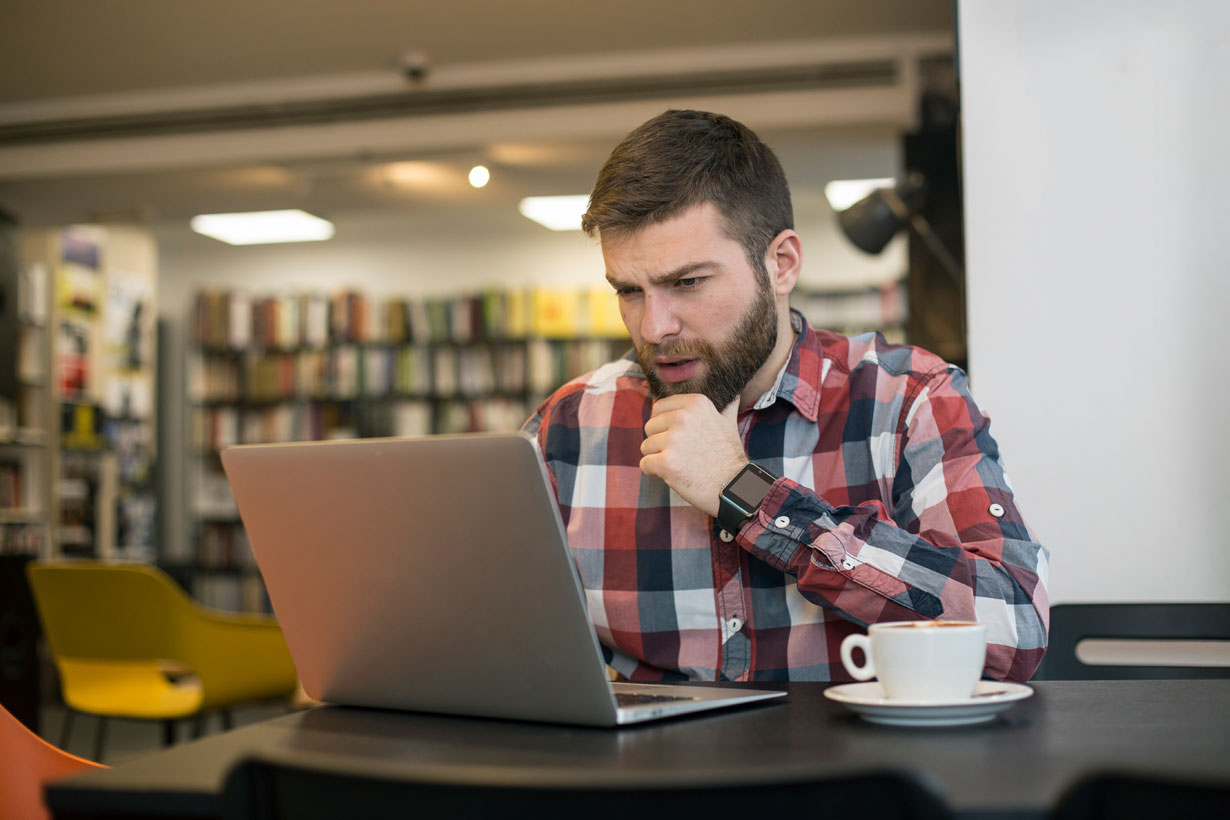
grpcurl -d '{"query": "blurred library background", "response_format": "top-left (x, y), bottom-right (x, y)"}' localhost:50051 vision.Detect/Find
top-left (0, 1), bottom-right (962, 747)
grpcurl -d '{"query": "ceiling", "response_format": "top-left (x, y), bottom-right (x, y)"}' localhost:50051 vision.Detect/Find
top-left (0, 1), bottom-right (952, 103)
top-left (0, 1), bottom-right (953, 228)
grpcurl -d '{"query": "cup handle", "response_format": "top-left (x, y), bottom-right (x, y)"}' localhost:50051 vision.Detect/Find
top-left (840, 633), bottom-right (876, 681)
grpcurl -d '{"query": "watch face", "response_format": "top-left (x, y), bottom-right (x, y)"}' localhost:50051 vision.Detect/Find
top-left (726, 465), bottom-right (772, 509)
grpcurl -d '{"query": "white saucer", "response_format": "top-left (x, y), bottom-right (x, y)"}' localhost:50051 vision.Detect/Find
top-left (824, 681), bottom-right (1034, 727)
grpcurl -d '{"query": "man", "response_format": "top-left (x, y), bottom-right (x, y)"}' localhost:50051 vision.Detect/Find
top-left (523, 109), bottom-right (1048, 684)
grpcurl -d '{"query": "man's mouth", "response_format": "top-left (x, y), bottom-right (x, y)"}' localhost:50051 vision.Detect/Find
top-left (654, 356), bottom-right (702, 383)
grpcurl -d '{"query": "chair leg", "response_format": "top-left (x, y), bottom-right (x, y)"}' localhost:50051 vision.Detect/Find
top-left (192, 713), bottom-right (206, 739)
top-left (59, 708), bottom-right (75, 750)
top-left (162, 718), bottom-right (176, 746)
top-left (93, 716), bottom-right (108, 763)
top-left (221, 708), bottom-right (233, 731)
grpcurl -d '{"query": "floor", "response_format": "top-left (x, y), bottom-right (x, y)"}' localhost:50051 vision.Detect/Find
top-left (38, 701), bottom-right (292, 766)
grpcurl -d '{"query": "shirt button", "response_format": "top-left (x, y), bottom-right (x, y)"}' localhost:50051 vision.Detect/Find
top-left (718, 529), bottom-right (735, 543)
top-left (728, 617), bottom-right (743, 633)
top-left (842, 557), bottom-right (857, 571)
top-left (774, 515), bottom-right (791, 528)
top-left (989, 503), bottom-right (1005, 518)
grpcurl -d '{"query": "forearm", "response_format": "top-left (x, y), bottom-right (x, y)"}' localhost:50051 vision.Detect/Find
top-left (737, 479), bottom-right (1049, 682)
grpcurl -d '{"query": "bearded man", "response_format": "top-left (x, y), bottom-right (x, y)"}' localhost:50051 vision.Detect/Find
top-left (523, 110), bottom-right (1049, 684)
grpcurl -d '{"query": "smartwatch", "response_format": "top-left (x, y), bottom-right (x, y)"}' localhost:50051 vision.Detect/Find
top-left (717, 462), bottom-right (778, 534)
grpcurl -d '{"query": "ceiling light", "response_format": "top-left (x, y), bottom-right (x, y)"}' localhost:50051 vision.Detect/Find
top-left (518, 195), bottom-right (589, 231)
top-left (378, 161), bottom-right (453, 191)
top-left (823, 178), bottom-right (896, 212)
top-left (468, 165), bottom-right (490, 188)
top-left (190, 209), bottom-right (334, 245)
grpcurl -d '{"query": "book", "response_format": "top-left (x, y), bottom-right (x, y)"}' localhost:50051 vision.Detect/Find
top-left (302, 292), bottom-right (329, 348)
top-left (587, 288), bottom-right (628, 338)
top-left (227, 291), bottom-right (252, 349)
top-left (532, 288), bottom-right (582, 338)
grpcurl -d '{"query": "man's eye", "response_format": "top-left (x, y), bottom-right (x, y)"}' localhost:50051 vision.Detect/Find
top-left (615, 286), bottom-right (641, 298)
top-left (676, 277), bottom-right (704, 288)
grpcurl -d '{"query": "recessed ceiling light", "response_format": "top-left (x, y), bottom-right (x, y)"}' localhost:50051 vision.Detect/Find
top-left (823, 178), bottom-right (895, 211)
top-left (189, 209), bottom-right (334, 245)
top-left (518, 195), bottom-right (589, 231)
top-left (468, 165), bottom-right (490, 188)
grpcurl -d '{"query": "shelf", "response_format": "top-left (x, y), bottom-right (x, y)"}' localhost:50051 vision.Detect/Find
top-left (0, 509), bottom-right (45, 525)
top-left (61, 441), bottom-right (110, 453)
top-left (191, 390), bottom-right (530, 406)
top-left (0, 429), bottom-right (49, 447)
top-left (105, 413), bottom-right (153, 425)
top-left (193, 394), bottom-right (361, 408)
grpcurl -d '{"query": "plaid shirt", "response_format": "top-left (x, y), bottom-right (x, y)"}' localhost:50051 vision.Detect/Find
top-left (523, 312), bottom-right (1049, 683)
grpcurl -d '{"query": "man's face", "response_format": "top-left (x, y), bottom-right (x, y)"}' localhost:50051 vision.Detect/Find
top-left (602, 203), bottom-right (779, 410)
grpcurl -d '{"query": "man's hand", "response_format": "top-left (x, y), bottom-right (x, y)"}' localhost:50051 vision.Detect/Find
top-left (640, 395), bottom-right (748, 517)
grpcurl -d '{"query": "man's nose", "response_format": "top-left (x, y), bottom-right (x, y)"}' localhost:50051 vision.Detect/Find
top-left (639, 294), bottom-right (681, 344)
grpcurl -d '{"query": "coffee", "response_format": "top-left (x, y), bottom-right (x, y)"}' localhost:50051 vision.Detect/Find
top-left (839, 620), bottom-right (987, 701)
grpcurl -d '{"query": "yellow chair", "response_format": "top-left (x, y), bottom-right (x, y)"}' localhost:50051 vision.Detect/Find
top-left (1, 701), bottom-right (105, 820)
top-left (26, 561), bottom-right (298, 762)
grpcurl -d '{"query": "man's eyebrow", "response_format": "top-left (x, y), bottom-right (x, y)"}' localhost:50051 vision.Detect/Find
top-left (606, 261), bottom-right (719, 289)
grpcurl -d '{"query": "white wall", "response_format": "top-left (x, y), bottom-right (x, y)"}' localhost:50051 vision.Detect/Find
top-left (960, 0), bottom-right (1230, 603)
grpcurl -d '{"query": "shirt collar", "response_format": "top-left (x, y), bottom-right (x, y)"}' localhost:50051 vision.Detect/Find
top-left (747, 308), bottom-right (823, 422)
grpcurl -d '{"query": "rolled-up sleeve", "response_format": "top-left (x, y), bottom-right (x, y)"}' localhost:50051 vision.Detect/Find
top-left (738, 366), bottom-right (1050, 682)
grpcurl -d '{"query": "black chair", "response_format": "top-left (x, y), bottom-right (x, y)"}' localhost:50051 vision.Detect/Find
top-left (221, 752), bottom-right (954, 820)
top-left (1051, 771), bottom-right (1230, 820)
top-left (1033, 603), bottom-right (1230, 680)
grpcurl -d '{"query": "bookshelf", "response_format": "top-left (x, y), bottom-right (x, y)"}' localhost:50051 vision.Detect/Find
top-left (184, 287), bottom-right (630, 611)
top-left (182, 280), bottom-right (908, 611)
top-left (9, 225), bottom-right (159, 561)
top-left (0, 253), bottom-right (53, 558)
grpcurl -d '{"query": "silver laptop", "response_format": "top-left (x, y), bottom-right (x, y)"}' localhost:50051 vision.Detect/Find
top-left (220, 432), bottom-right (785, 726)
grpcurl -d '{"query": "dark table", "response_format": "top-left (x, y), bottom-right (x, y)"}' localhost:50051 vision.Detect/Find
top-left (47, 680), bottom-right (1230, 820)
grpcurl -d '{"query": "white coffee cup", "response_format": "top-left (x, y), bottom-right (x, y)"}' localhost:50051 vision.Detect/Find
top-left (839, 620), bottom-right (988, 701)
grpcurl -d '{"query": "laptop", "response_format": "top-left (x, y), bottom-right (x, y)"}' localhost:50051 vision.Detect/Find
top-left (220, 432), bottom-right (785, 726)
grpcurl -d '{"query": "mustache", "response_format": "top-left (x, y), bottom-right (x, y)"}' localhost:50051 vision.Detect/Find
top-left (639, 338), bottom-right (715, 360)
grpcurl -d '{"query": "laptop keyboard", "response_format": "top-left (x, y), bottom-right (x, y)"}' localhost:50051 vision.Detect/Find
top-left (615, 692), bottom-right (701, 707)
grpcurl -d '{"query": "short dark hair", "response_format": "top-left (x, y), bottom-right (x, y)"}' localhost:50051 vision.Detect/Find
top-left (582, 110), bottom-right (794, 279)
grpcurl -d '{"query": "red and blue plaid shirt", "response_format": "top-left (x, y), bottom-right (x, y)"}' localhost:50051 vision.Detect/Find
top-left (524, 312), bottom-right (1049, 683)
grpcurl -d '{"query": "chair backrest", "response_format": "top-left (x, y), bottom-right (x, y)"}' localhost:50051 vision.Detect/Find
top-left (1050, 771), bottom-right (1230, 820)
top-left (0, 702), bottom-right (104, 820)
top-left (26, 561), bottom-right (296, 708)
top-left (1033, 603), bottom-right (1230, 680)
top-left (27, 562), bottom-right (197, 663)
top-left (220, 753), bottom-right (954, 820)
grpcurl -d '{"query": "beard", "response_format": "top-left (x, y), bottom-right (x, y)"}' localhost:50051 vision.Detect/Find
top-left (636, 283), bottom-right (779, 410)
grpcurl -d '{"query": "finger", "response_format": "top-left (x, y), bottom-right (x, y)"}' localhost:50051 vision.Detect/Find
top-left (650, 393), bottom-right (703, 416)
top-left (649, 396), bottom-right (679, 417)
top-left (640, 431), bottom-right (665, 456)
top-left (643, 411), bottom-right (671, 438)
top-left (639, 452), bottom-right (663, 478)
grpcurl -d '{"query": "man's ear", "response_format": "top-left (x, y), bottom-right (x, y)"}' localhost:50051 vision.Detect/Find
top-left (765, 229), bottom-right (802, 296)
